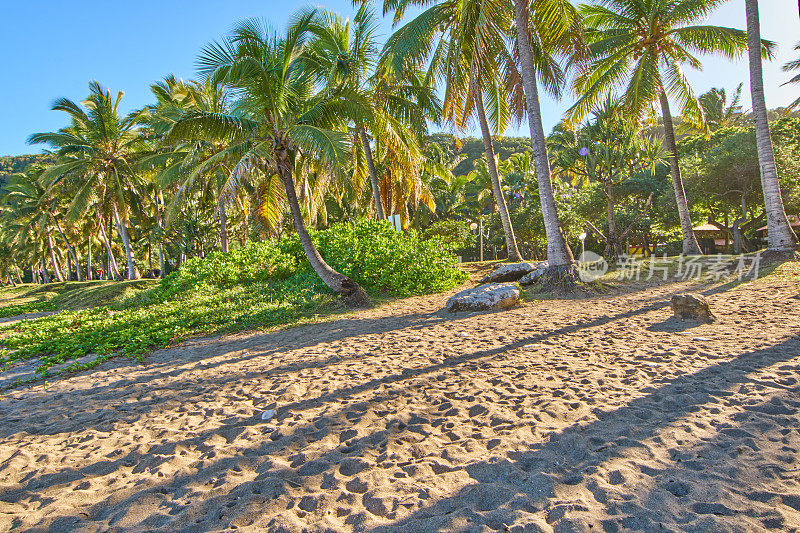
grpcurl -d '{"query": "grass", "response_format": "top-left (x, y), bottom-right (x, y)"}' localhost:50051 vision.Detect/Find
top-left (0, 276), bottom-right (338, 381)
top-left (0, 280), bottom-right (157, 318)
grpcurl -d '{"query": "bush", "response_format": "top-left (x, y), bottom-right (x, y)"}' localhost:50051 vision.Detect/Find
top-left (0, 219), bottom-right (467, 378)
top-left (422, 219), bottom-right (475, 251)
top-left (159, 242), bottom-right (297, 295)
top-left (280, 219), bottom-right (468, 296)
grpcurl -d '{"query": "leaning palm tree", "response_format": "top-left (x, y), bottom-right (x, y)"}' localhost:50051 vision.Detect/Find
top-left (180, 14), bottom-right (369, 304)
top-left (381, 0), bottom-right (525, 261)
top-left (513, 0), bottom-right (583, 285)
top-left (745, 0), bottom-right (796, 251)
top-left (570, 0), bottom-right (754, 256)
top-left (28, 81), bottom-right (147, 279)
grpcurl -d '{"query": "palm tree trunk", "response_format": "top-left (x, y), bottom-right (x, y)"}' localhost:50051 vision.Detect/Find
top-left (276, 144), bottom-right (369, 306)
top-left (218, 198), bottom-right (229, 253)
top-left (13, 264), bottom-right (22, 284)
top-left (155, 194), bottom-right (167, 278)
top-left (54, 217), bottom-right (83, 281)
top-left (746, 0), bottom-right (797, 251)
top-left (112, 203), bottom-right (139, 280)
top-left (87, 235), bottom-right (93, 280)
top-left (97, 210), bottom-right (121, 281)
top-left (472, 76), bottom-right (523, 261)
top-left (47, 233), bottom-right (64, 282)
top-left (659, 91), bottom-right (703, 255)
top-left (359, 126), bottom-right (386, 221)
top-left (40, 259), bottom-right (51, 284)
top-left (513, 0), bottom-right (576, 274)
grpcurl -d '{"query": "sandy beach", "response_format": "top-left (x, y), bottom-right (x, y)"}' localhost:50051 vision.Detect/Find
top-left (1, 271), bottom-right (799, 532)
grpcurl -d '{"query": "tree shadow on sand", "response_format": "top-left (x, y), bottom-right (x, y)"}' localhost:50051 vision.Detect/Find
top-left (5, 312), bottom-right (799, 531)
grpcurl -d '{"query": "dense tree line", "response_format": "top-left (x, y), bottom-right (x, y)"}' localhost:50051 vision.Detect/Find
top-left (1, 0), bottom-right (797, 295)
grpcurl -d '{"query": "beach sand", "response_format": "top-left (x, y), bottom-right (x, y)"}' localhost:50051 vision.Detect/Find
top-left (1, 272), bottom-right (799, 532)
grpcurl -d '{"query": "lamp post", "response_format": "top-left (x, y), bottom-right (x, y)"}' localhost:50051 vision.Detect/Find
top-left (578, 232), bottom-right (587, 262)
top-left (470, 217), bottom-right (490, 262)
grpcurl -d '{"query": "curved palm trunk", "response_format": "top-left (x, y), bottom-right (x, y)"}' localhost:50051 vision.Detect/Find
top-left (218, 198), bottom-right (229, 253)
top-left (54, 217), bottom-right (83, 281)
top-left (97, 210), bottom-right (122, 281)
top-left (472, 77), bottom-right (523, 262)
top-left (359, 126), bottom-right (386, 221)
top-left (514, 0), bottom-right (576, 275)
top-left (112, 203), bottom-right (139, 280)
top-left (47, 233), bottom-right (64, 282)
top-left (13, 264), bottom-right (22, 284)
top-left (746, 0), bottom-right (797, 251)
top-left (40, 260), bottom-right (50, 284)
top-left (276, 144), bottom-right (369, 306)
top-left (659, 91), bottom-right (703, 255)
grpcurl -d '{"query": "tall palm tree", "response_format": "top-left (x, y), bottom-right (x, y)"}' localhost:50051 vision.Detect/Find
top-left (307, 6), bottom-right (439, 223)
top-left (513, 0), bottom-right (582, 284)
top-left (29, 82), bottom-right (147, 279)
top-left (381, 0), bottom-right (524, 261)
top-left (147, 77), bottom-right (242, 253)
top-left (571, 0), bottom-right (754, 256)
top-left (745, 0), bottom-right (796, 251)
top-left (181, 14), bottom-right (369, 304)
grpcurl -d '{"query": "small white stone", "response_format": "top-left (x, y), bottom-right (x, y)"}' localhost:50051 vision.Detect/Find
top-left (261, 409), bottom-right (277, 421)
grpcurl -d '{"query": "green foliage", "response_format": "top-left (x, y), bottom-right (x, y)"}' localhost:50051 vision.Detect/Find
top-left (0, 300), bottom-right (57, 319)
top-left (281, 219), bottom-right (469, 296)
top-left (157, 242), bottom-right (297, 296)
top-left (0, 277), bottom-right (331, 377)
top-left (422, 219), bottom-right (475, 250)
top-left (0, 219), bottom-right (466, 379)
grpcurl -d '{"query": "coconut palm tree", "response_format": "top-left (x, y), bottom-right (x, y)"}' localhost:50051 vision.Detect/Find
top-left (745, 0), bottom-right (796, 251)
top-left (782, 42), bottom-right (800, 112)
top-left (28, 81), bottom-right (147, 279)
top-left (306, 6), bottom-right (439, 223)
top-left (381, 0), bottom-right (525, 261)
top-left (179, 13), bottom-right (369, 304)
top-left (513, 0), bottom-right (583, 284)
top-left (147, 77), bottom-right (242, 253)
top-left (699, 84), bottom-right (744, 131)
top-left (570, 0), bottom-right (754, 256)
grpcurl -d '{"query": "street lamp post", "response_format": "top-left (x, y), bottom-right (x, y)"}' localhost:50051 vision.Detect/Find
top-left (578, 232), bottom-right (587, 262)
top-left (470, 217), bottom-right (490, 262)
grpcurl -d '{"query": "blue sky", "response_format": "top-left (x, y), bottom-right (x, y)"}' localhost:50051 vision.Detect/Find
top-left (1, 1), bottom-right (798, 156)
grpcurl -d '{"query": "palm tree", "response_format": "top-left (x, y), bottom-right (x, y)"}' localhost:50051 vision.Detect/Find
top-left (745, 0), bottom-right (796, 251)
top-left (782, 42), bottom-right (800, 111)
top-left (147, 77), bottom-right (242, 253)
top-left (571, 0), bottom-right (754, 256)
top-left (698, 84), bottom-right (744, 131)
top-left (29, 81), bottom-right (147, 279)
top-left (381, 0), bottom-right (524, 261)
top-left (181, 14), bottom-right (369, 304)
top-left (306, 6), bottom-right (439, 224)
top-left (513, 0), bottom-right (582, 283)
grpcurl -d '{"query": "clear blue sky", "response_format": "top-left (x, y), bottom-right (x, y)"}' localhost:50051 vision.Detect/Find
top-left (1, 1), bottom-right (798, 156)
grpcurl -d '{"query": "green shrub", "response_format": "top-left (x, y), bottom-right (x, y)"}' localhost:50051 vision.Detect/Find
top-left (0, 218), bottom-right (467, 378)
top-left (422, 219), bottom-right (475, 251)
top-left (281, 219), bottom-right (468, 296)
